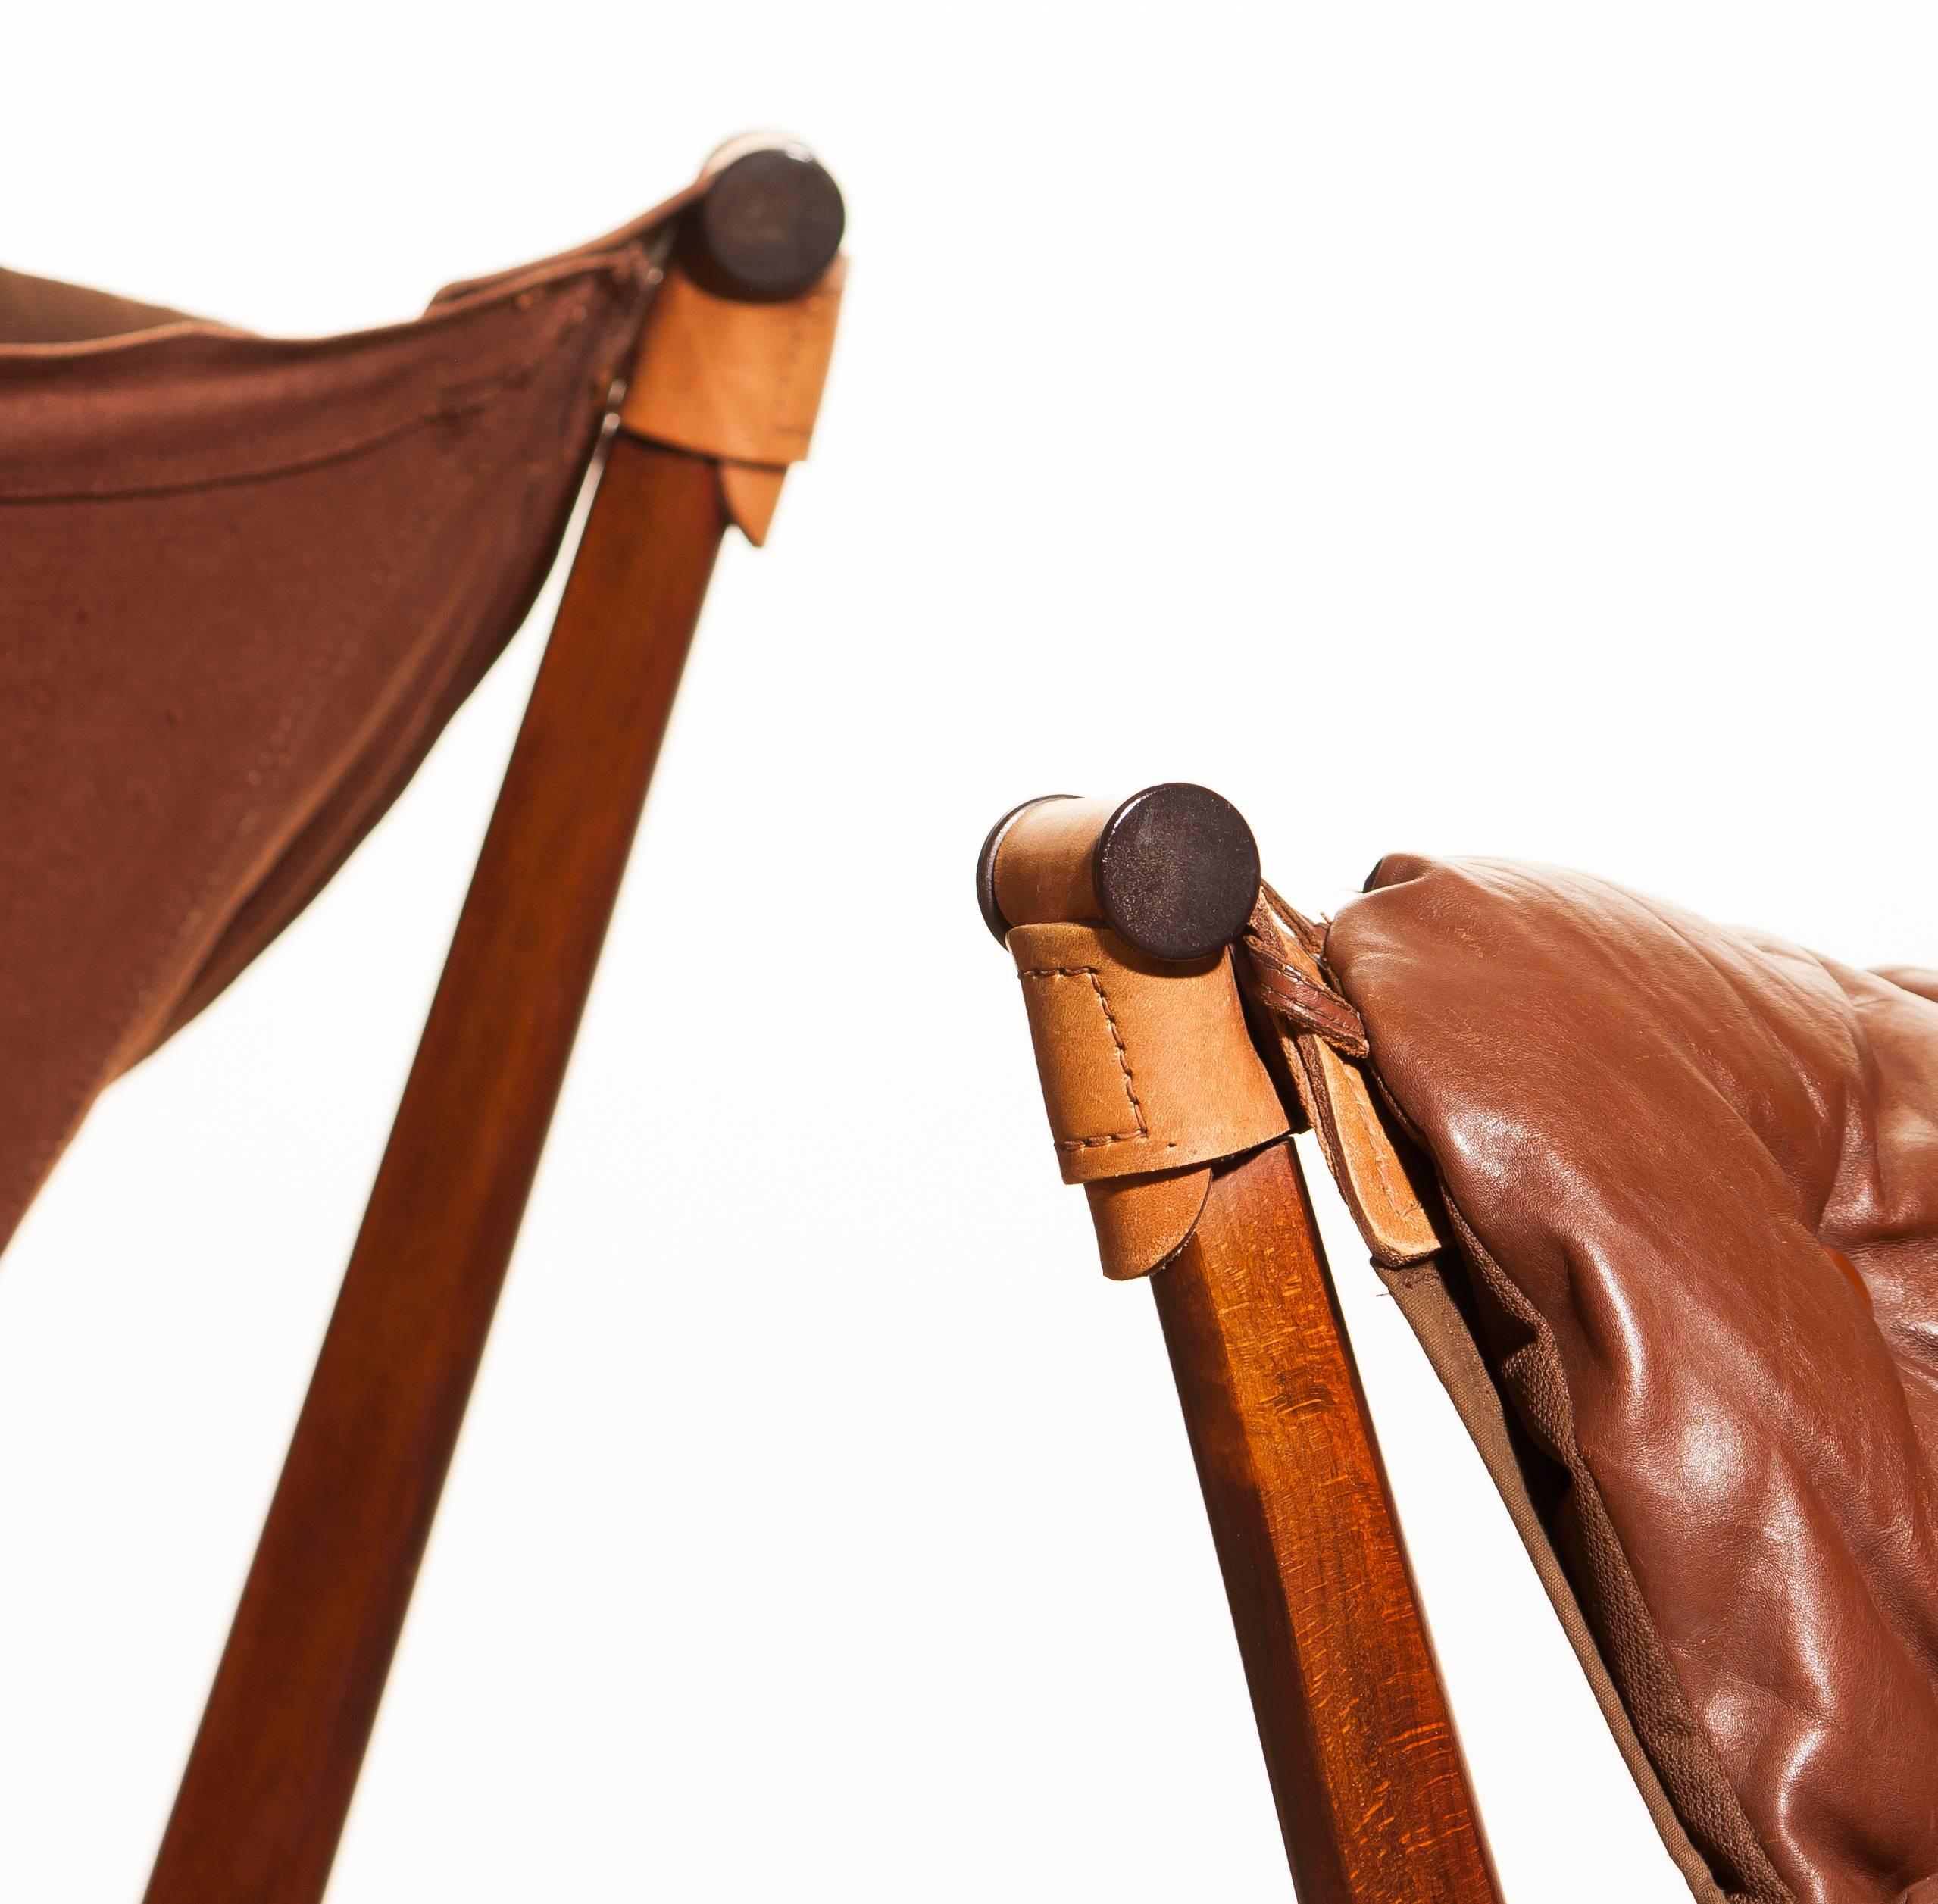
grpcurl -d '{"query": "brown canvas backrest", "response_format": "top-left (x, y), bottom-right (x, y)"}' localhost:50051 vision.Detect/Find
top-left (0, 205), bottom-right (682, 1255)
top-left (0, 263), bottom-right (194, 345)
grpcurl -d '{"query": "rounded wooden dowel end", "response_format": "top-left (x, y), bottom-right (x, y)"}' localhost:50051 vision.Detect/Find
top-left (977, 795), bottom-right (1078, 943)
top-left (1095, 783), bottom-right (1259, 961)
top-left (686, 144), bottom-right (845, 302)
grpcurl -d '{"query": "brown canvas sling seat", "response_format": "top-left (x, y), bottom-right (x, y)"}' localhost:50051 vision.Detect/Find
top-left (2, 140), bottom-right (846, 1903)
top-left (983, 789), bottom-right (1938, 1904)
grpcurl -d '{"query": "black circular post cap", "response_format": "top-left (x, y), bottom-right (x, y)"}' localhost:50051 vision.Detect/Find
top-left (685, 145), bottom-right (845, 302)
top-left (1094, 784), bottom-right (1260, 962)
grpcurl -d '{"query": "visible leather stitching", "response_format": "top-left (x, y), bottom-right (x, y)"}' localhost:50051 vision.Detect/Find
top-left (1017, 965), bottom-right (1149, 1147)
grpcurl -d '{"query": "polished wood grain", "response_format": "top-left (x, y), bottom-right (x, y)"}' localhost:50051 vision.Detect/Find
top-left (1151, 1140), bottom-right (1500, 1902)
top-left (144, 436), bottom-right (726, 1904)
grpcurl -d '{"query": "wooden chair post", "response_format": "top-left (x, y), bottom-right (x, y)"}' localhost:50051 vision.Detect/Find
top-left (980, 787), bottom-right (1500, 1903)
top-left (144, 142), bottom-right (845, 1904)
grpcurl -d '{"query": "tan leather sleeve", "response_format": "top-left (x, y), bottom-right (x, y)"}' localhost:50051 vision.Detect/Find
top-left (619, 256), bottom-right (845, 545)
top-left (1005, 921), bottom-right (1289, 1277)
top-left (1008, 923), bottom-right (1289, 1183)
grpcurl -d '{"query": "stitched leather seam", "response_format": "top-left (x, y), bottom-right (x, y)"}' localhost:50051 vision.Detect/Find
top-left (1017, 965), bottom-right (1149, 1148)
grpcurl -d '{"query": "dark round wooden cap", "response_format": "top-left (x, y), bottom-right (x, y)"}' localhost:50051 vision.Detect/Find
top-left (1094, 783), bottom-right (1260, 961)
top-left (686, 146), bottom-right (845, 302)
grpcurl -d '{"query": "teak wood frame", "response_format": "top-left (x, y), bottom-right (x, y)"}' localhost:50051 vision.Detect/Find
top-left (143, 142), bottom-right (845, 1904)
top-left (983, 789), bottom-right (1502, 1903)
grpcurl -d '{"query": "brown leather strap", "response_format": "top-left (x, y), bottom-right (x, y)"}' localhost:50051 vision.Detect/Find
top-left (1239, 943), bottom-right (1370, 1056)
top-left (1237, 887), bottom-right (1442, 1268)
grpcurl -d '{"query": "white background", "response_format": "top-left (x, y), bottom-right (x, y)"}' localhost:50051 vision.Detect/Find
top-left (4, 5), bottom-right (1936, 1899)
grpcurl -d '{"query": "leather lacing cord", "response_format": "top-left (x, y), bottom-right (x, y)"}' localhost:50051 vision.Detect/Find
top-left (1236, 880), bottom-right (1370, 1059)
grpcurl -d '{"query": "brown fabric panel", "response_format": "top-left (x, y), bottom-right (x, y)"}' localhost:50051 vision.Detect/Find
top-left (0, 264), bottom-right (194, 345)
top-left (0, 208), bottom-right (678, 1256)
top-left (1381, 1254), bottom-right (1734, 1904)
top-left (1329, 860), bottom-right (1938, 1904)
top-left (428, 179), bottom-right (705, 307)
top-left (146, 399), bottom-right (611, 1049)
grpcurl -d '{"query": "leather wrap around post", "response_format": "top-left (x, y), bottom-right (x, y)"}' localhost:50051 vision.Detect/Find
top-left (984, 785), bottom-right (1446, 1277)
top-left (620, 142), bottom-right (845, 545)
top-left (986, 787), bottom-right (1288, 1277)
top-left (1007, 922), bottom-right (1287, 1277)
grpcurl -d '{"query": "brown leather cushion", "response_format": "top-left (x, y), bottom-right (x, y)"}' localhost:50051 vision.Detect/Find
top-left (0, 201), bottom-right (685, 1256)
top-left (1328, 858), bottom-right (1938, 1904)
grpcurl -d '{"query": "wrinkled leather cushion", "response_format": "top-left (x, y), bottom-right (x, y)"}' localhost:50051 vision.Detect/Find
top-left (1328, 858), bottom-right (1938, 1904)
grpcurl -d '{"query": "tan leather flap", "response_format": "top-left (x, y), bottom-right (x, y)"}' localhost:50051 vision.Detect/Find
top-left (715, 461), bottom-right (788, 546)
top-left (1083, 1168), bottom-right (1213, 1281)
top-left (1007, 921), bottom-right (1289, 1187)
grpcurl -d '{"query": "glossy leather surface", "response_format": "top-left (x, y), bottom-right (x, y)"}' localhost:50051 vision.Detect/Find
top-left (1328, 858), bottom-right (1938, 1904)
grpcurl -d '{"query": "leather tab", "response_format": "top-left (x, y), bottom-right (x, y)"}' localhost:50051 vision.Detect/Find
top-left (1083, 1168), bottom-right (1213, 1281)
top-left (715, 461), bottom-right (788, 546)
top-left (1007, 922), bottom-right (1290, 1190)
